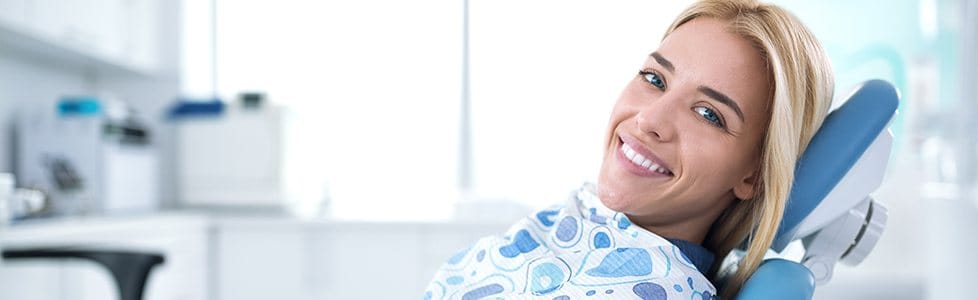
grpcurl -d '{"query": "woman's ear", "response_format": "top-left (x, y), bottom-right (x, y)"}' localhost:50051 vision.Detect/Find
top-left (733, 169), bottom-right (760, 200)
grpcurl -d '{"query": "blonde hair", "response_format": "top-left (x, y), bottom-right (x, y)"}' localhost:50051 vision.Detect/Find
top-left (663, 0), bottom-right (834, 298)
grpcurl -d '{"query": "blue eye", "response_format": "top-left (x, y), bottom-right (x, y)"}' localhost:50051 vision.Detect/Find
top-left (693, 106), bottom-right (725, 128)
top-left (639, 70), bottom-right (665, 90)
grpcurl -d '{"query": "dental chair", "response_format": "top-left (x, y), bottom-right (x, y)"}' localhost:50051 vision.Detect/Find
top-left (734, 79), bottom-right (899, 299)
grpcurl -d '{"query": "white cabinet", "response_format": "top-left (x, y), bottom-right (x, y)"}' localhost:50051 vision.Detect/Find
top-left (125, 0), bottom-right (159, 71)
top-left (212, 218), bottom-right (507, 300)
top-left (0, 0), bottom-right (28, 28)
top-left (0, 214), bottom-right (510, 300)
top-left (0, 0), bottom-right (160, 74)
top-left (0, 214), bottom-right (210, 300)
top-left (32, 0), bottom-right (129, 60)
top-left (212, 220), bottom-right (427, 300)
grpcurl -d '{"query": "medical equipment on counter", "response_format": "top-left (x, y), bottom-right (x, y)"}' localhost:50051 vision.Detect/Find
top-left (734, 80), bottom-right (899, 299)
top-left (15, 97), bottom-right (158, 217)
top-left (170, 93), bottom-right (287, 209)
top-left (0, 174), bottom-right (47, 225)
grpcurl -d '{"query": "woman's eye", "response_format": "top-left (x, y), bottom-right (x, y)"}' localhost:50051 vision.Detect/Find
top-left (639, 70), bottom-right (666, 90)
top-left (693, 106), bottom-right (725, 128)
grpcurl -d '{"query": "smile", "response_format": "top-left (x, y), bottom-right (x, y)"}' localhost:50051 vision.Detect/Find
top-left (619, 141), bottom-right (673, 176)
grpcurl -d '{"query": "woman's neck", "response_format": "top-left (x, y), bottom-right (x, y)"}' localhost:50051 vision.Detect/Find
top-left (631, 197), bottom-right (734, 245)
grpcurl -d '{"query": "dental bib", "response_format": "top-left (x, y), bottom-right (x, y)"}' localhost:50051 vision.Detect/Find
top-left (424, 183), bottom-right (716, 299)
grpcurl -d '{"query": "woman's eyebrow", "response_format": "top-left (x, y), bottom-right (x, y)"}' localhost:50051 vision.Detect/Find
top-left (650, 52), bottom-right (674, 72)
top-left (698, 86), bottom-right (745, 122)
top-left (650, 51), bottom-right (745, 123)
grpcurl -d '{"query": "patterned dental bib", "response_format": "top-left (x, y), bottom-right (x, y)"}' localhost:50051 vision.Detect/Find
top-left (424, 184), bottom-right (717, 299)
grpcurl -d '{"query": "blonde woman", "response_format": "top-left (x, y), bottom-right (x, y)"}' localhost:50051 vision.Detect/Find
top-left (425, 0), bottom-right (832, 298)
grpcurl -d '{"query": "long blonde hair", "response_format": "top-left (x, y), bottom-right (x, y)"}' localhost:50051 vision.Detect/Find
top-left (663, 0), bottom-right (834, 298)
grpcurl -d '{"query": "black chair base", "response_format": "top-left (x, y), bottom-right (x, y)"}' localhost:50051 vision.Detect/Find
top-left (2, 248), bottom-right (164, 300)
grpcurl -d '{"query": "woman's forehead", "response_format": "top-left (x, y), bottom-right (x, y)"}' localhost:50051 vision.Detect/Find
top-left (655, 18), bottom-right (772, 119)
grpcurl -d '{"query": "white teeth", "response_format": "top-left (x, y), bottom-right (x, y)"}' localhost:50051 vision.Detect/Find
top-left (620, 143), bottom-right (671, 175)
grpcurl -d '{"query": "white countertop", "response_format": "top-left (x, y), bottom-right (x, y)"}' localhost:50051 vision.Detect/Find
top-left (0, 210), bottom-right (513, 246)
top-left (0, 212), bottom-right (210, 248)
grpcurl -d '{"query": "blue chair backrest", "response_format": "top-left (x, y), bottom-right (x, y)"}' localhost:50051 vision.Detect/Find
top-left (737, 79), bottom-right (899, 300)
top-left (771, 79), bottom-right (899, 251)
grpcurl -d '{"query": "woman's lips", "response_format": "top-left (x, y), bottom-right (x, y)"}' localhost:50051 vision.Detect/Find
top-left (617, 135), bottom-right (674, 177)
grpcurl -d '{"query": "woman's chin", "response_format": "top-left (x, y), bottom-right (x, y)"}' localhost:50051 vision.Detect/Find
top-left (596, 180), bottom-right (631, 213)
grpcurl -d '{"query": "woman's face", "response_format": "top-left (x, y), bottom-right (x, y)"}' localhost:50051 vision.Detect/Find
top-left (597, 17), bottom-right (772, 241)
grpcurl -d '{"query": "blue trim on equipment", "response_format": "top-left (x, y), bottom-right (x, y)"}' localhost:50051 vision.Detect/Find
top-left (58, 97), bottom-right (102, 116)
top-left (166, 99), bottom-right (225, 119)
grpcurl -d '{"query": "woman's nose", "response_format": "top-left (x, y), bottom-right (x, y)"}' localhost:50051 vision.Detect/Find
top-left (634, 94), bottom-right (678, 142)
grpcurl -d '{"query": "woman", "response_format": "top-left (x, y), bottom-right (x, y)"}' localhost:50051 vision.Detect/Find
top-left (425, 0), bottom-right (833, 298)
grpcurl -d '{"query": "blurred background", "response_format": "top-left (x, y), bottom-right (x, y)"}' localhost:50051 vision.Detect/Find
top-left (0, 0), bottom-right (973, 299)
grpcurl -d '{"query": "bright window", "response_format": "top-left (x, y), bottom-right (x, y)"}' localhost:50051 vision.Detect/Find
top-left (181, 0), bottom-right (693, 219)
top-left (467, 0), bottom-right (691, 208)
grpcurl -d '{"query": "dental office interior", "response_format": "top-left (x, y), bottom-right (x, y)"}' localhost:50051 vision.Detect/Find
top-left (0, 0), bottom-right (974, 299)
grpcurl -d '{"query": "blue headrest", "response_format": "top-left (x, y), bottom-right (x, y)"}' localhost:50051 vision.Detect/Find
top-left (772, 80), bottom-right (899, 250)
